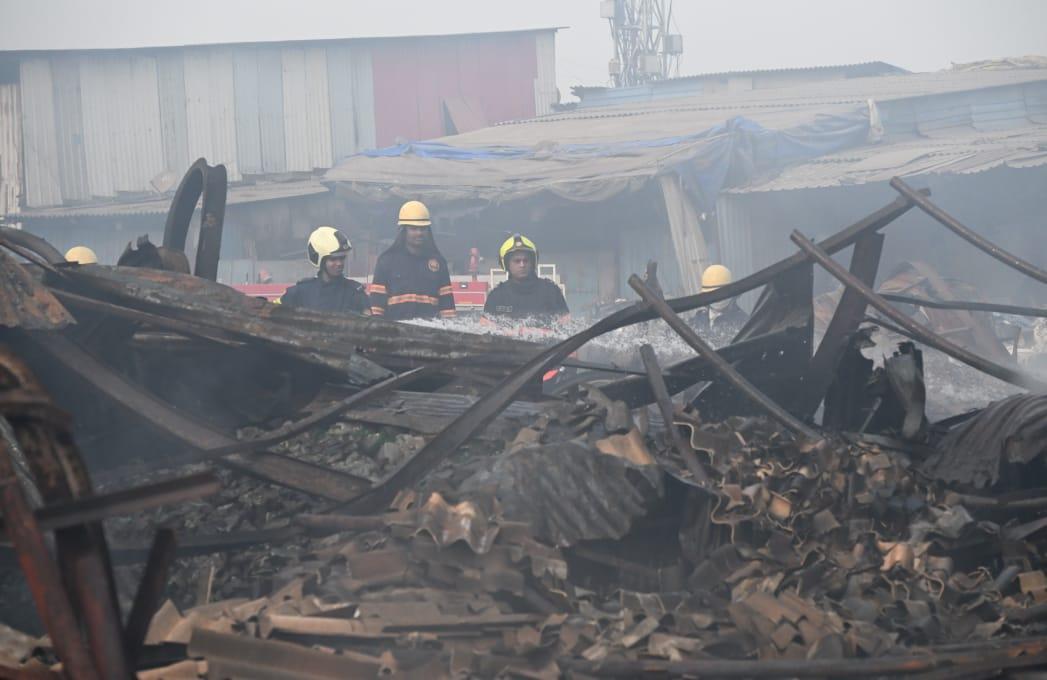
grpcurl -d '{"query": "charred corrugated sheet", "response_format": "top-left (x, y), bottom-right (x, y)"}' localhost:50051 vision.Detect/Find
top-left (47, 264), bottom-right (540, 370)
top-left (924, 393), bottom-right (1047, 488)
top-left (0, 250), bottom-right (72, 331)
top-left (460, 441), bottom-right (663, 547)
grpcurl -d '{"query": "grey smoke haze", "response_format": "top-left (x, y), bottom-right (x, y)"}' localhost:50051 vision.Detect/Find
top-left (2, 0), bottom-right (1046, 98)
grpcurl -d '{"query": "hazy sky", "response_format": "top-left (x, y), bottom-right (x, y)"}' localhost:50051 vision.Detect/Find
top-left (3, 0), bottom-right (1046, 98)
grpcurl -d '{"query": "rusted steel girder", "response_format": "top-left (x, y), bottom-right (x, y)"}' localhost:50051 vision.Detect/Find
top-left (790, 231), bottom-right (1047, 391)
top-left (629, 274), bottom-right (822, 443)
top-left (891, 177), bottom-right (1047, 286)
top-left (800, 233), bottom-right (884, 417)
top-left (881, 292), bottom-right (1047, 318)
top-left (638, 344), bottom-right (708, 484)
top-left (124, 529), bottom-right (177, 667)
top-left (0, 349), bottom-right (128, 679)
top-left (0, 415), bottom-right (99, 680)
top-left (0, 471), bottom-right (219, 535)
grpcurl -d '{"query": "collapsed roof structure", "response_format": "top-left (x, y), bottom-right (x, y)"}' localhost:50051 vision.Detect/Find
top-left (2, 153), bottom-right (1047, 676)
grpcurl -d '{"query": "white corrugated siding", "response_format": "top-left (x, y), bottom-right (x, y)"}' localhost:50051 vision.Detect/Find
top-left (233, 47), bottom-right (263, 174)
top-left (49, 56), bottom-right (91, 201)
top-left (533, 31), bottom-right (557, 116)
top-left (79, 55), bottom-right (164, 197)
top-left (113, 55), bottom-right (165, 192)
top-left (79, 56), bottom-right (116, 198)
top-left (256, 47), bottom-right (287, 173)
top-left (659, 173), bottom-right (707, 296)
top-left (280, 47), bottom-right (309, 171)
top-left (303, 48), bottom-right (333, 169)
top-left (0, 84), bottom-right (22, 217)
top-left (156, 51), bottom-right (190, 174)
top-left (281, 47), bottom-right (333, 171)
top-left (19, 58), bottom-right (63, 208)
top-left (326, 44), bottom-right (358, 162)
top-left (183, 47), bottom-right (241, 180)
top-left (351, 46), bottom-right (376, 151)
top-left (715, 192), bottom-right (759, 310)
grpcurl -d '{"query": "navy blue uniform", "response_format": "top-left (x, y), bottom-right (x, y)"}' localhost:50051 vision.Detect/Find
top-left (484, 276), bottom-right (568, 319)
top-left (281, 276), bottom-right (369, 315)
top-left (369, 248), bottom-right (456, 320)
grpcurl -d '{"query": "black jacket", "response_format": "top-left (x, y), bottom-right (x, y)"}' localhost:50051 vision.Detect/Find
top-left (369, 248), bottom-right (456, 320)
top-left (692, 300), bottom-right (749, 332)
top-left (281, 276), bottom-right (369, 314)
top-left (484, 276), bottom-right (569, 319)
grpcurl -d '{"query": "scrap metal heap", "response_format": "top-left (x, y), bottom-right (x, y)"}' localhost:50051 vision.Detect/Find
top-left (3, 163), bottom-right (1047, 677)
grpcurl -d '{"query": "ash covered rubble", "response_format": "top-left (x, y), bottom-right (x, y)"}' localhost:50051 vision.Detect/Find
top-left (3, 167), bottom-right (1047, 677)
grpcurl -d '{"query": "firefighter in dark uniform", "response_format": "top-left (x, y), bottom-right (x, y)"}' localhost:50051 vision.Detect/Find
top-left (693, 264), bottom-right (748, 331)
top-left (281, 226), bottom-right (370, 314)
top-left (368, 200), bottom-right (456, 320)
top-left (484, 234), bottom-right (569, 319)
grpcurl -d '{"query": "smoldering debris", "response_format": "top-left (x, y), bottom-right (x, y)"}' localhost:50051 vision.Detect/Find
top-left (4, 168), bottom-right (1047, 677)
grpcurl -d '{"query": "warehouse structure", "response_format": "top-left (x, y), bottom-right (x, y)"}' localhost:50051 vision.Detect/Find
top-left (1, 28), bottom-right (558, 279)
top-left (322, 67), bottom-right (1047, 313)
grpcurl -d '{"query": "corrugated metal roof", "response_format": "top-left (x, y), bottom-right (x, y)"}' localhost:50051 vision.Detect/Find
top-left (503, 69), bottom-right (1047, 133)
top-left (727, 124), bottom-right (1047, 193)
top-left (571, 61), bottom-right (907, 96)
top-left (14, 179), bottom-right (328, 220)
top-left (0, 27), bottom-right (563, 55)
top-left (324, 69), bottom-right (1047, 206)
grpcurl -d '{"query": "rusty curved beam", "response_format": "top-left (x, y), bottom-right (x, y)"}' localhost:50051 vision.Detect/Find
top-left (891, 177), bottom-right (1047, 286)
top-left (194, 163), bottom-right (227, 281)
top-left (162, 158), bottom-right (207, 254)
top-left (0, 225), bottom-right (64, 265)
top-left (0, 415), bottom-right (100, 680)
top-left (791, 230), bottom-right (1046, 391)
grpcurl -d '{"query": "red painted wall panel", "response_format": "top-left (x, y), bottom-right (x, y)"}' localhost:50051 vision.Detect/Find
top-left (370, 33), bottom-right (539, 147)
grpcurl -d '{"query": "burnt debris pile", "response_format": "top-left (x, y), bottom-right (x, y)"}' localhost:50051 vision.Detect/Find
top-left (3, 164), bottom-right (1047, 677)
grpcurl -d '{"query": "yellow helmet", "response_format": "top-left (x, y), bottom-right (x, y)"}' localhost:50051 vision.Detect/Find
top-left (499, 234), bottom-right (538, 269)
top-left (701, 264), bottom-right (732, 292)
top-left (307, 226), bottom-right (351, 267)
top-left (397, 200), bottom-right (431, 227)
top-left (65, 246), bottom-right (98, 264)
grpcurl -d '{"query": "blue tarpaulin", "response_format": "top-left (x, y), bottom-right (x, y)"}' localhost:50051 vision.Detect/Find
top-left (355, 110), bottom-right (871, 210)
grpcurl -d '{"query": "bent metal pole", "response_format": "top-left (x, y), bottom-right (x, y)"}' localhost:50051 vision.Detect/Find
top-left (890, 177), bottom-right (1047, 286)
top-left (790, 230), bottom-right (1047, 391)
top-left (628, 274), bottom-right (822, 443)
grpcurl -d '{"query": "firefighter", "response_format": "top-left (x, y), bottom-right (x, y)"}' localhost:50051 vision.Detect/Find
top-left (369, 200), bottom-right (456, 320)
top-left (281, 226), bottom-right (369, 314)
top-left (64, 246), bottom-right (98, 264)
top-left (693, 264), bottom-right (748, 331)
top-left (484, 234), bottom-right (568, 319)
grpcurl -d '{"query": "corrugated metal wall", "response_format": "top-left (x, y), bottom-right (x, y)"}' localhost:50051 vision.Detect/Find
top-left (184, 47), bottom-right (241, 181)
top-left (533, 30), bottom-right (557, 116)
top-left (157, 52), bottom-right (190, 175)
top-left (0, 84), bottom-right (21, 217)
top-left (715, 193), bottom-right (759, 311)
top-left (20, 58), bottom-right (63, 208)
top-left (49, 56), bottom-right (90, 201)
top-left (10, 31), bottom-right (555, 210)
